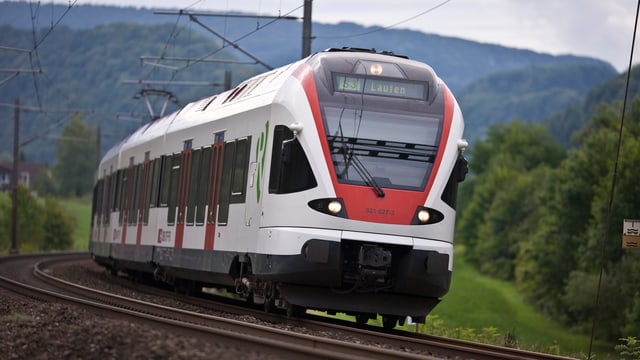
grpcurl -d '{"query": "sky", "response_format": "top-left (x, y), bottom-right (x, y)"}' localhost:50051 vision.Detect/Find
top-left (46, 0), bottom-right (640, 72)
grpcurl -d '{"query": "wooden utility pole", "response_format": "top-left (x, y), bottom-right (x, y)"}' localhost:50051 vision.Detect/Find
top-left (10, 97), bottom-right (19, 254)
top-left (302, 0), bottom-right (313, 58)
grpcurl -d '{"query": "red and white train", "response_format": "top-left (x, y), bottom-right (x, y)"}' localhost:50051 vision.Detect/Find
top-left (90, 47), bottom-right (468, 328)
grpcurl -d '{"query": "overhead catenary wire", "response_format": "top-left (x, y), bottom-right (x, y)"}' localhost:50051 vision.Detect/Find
top-left (587, 0), bottom-right (640, 358)
top-left (25, 0), bottom-right (78, 109)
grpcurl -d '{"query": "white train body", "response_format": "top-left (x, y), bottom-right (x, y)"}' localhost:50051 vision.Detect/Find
top-left (90, 48), bottom-right (467, 323)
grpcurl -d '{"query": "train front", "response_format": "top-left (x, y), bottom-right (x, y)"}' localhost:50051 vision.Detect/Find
top-left (259, 48), bottom-right (467, 324)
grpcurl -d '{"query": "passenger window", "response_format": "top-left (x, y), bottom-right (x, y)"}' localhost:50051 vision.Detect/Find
top-left (167, 154), bottom-right (181, 226)
top-left (231, 137), bottom-right (250, 203)
top-left (159, 156), bottom-right (171, 207)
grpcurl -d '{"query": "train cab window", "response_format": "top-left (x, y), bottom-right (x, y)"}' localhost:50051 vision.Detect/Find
top-left (441, 156), bottom-right (468, 209)
top-left (269, 125), bottom-right (317, 194)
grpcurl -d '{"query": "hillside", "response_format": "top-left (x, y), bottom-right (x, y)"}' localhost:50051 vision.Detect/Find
top-left (542, 65), bottom-right (640, 146)
top-left (458, 63), bottom-right (616, 141)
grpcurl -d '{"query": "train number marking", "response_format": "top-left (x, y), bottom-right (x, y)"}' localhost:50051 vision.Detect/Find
top-left (365, 207), bottom-right (395, 216)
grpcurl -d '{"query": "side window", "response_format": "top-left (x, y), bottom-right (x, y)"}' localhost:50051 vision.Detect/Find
top-left (102, 174), bottom-right (112, 225)
top-left (128, 164), bottom-right (142, 225)
top-left (159, 155), bottom-right (171, 207)
top-left (118, 169), bottom-right (127, 226)
top-left (231, 137), bottom-right (250, 204)
top-left (269, 125), bottom-right (317, 194)
top-left (111, 169), bottom-right (121, 212)
top-left (92, 179), bottom-right (103, 227)
top-left (217, 142), bottom-right (235, 225)
top-left (144, 158), bottom-right (160, 225)
top-left (167, 153), bottom-right (181, 226)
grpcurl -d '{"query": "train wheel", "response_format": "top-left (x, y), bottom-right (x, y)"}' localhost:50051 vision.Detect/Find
top-left (382, 315), bottom-right (398, 329)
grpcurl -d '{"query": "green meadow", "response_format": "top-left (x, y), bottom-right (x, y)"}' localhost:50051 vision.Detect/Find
top-left (424, 246), bottom-right (613, 358)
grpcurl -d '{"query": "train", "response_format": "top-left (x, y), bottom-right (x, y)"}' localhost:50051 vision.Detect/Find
top-left (90, 47), bottom-right (468, 328)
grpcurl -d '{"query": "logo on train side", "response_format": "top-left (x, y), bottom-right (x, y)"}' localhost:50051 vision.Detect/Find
top-left (255, 120), bottom-right (269, 202)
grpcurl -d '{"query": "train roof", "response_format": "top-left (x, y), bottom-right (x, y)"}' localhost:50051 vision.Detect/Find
top-left (98, 48), bottom-right (443, 173)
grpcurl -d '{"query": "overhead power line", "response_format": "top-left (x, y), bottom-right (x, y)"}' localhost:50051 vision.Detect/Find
top-left (153, 10), bottom-right (299, 20)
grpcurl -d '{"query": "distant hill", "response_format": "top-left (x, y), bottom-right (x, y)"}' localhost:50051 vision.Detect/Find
top-left (542, 65), bottom-right (640, 147)
top-left (458, 63), bottom-right (617, 142)
top-left (0, 2), bottom-right (623, 165)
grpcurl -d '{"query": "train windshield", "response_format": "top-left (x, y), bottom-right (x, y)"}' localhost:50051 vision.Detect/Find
top-left (323, 106), bottom-right (442, 191)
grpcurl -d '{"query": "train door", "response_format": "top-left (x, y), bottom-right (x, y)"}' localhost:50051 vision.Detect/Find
top-left (204, 141), bottom-right (224, 250)
top-left (175, 140), bottom-right (193, 249)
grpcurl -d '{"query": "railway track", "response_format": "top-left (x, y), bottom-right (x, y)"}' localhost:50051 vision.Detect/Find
top-left (1, 252), bottom-right (578, 360)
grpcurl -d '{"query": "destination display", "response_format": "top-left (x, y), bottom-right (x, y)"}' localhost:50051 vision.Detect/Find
top-left (334, 74), bottom-right (427, 100)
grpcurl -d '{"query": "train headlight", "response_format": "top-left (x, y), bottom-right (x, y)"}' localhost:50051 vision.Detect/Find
top-left (327, 200), bottom-right (342, 214)
top-left (411, 206), bottom-right (444, 225)
top-left (417, 209), bottom-right (431, 223)
top-left (308, 198), bottom-right (347, 218)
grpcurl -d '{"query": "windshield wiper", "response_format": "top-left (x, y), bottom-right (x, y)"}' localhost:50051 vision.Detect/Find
top-left (340, 144), bottom-right (385, 197)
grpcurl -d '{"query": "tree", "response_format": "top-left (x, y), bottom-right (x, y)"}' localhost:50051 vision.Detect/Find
top-left (42, 197), bottom-right (76, 251)
top-left (53, 114), bottom-right (96, 197)
top-left (0, 185), bottom-right (45, 253)
top-left (456, 120), bottom-right (565, 279)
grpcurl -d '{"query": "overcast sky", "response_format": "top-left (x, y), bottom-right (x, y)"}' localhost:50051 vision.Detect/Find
top-left (49, 0), bottom-right (639, 72)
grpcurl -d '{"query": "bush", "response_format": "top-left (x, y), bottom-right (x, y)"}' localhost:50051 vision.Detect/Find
top-left (616, 337), bottom-right (640, 360)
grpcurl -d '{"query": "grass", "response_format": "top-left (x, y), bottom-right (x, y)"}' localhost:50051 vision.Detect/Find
top-left (421, 245), bottom-right (614, 358)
